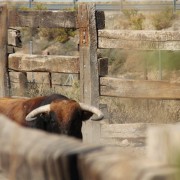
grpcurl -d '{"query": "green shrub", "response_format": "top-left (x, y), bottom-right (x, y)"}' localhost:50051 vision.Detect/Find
top-left (20, 3), bottom-right (76, 43)
top-left (34, 3), bottom-right (47, 10)
top-left (39, 28), bottom-right (76, 43)
top-left (19, 3), bottom-right (47, 11)
top-left (151, 7), bottom-right (175, 30)
top-left (99, 49), bottom-right (127, 75)
top-left (122, 9), bottom-right (145, 30)
top-left (142, 50), bottom-right (180, 71)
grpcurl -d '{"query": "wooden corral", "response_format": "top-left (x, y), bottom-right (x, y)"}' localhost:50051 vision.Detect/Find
top-left (0, 3), bottom-right (180, 145)
top-left (100, 77), bottom-right (180, 99)
top-left (0, 115), bottom-right (179, 180)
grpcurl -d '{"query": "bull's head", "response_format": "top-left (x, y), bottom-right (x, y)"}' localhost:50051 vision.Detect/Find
top-left (25, 100), bottom-right (103, 139)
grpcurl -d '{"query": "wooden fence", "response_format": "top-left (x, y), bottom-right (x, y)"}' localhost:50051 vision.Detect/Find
top-left (0, 3), bottom-right (180, 144)
top-left (0, 114), bottom-right (179, 180)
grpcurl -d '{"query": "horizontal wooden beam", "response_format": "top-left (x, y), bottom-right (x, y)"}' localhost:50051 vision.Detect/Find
top-left (101, 123), bottom-right (148, 139)
top-left (8, 28), bottom-right (22, 47)
top-left (9, 54), bottom-right (80, 73)
top-left (98, 30), bottom-right (180, 50)
top-left (9, 54), bottom-right (108, 75)
top-left (100, 77), bottom-right (180, 99)
top-left (0, 115), bottom-right (102, 180)
top-left (8, 9), bottom-right (105, 29)
top-left (8, 9), bottom-right (77, 28)
top-left (100, 122), bottom-right (164, 146)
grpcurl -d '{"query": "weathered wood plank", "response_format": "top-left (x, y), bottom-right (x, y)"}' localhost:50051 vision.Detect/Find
top-left (51, 73), bottom-right (79, 86)
top-left (95, 11), bottom-right (105, 30)
top-left (7, 45), bottom-right (15, 54)
top-left (9, 71), bottom-right (27, 83)
top-left (100, 123), bottom-right (168, 147)
top-left (98, 57), bottom-right (108, 76)
top-left (100, 77), bottom-right (180, 99)
top-left (8, 28), bottom-right (22, 47)
top-left (9, 54), bottom-right (80, 73)
top-left (0, 5), bottom-right (9, 97)
top-left (8, 9), bottom-right (77, 28)
top-left (79, 4), bottom-right (101, 144)
top-left (0, 170), bottom-right (8, 180)
top-left (9, 71), bottom-right (27, 100)
top-left (78, 147), bottom-right (176, 180)
top-left (98, 30), bottom-right (180, 50)
top-left (0, 115), bottom-right (102, 180)
top-left (27, 72), bottom-right (50, 84)
top-left (101, 123), bottom-right (149, 138)
top-left (147, 123), bottom-right (180, 165)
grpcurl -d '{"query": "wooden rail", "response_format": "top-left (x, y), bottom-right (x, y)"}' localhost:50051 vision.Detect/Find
top-left (9, 54), bottom-right (80, 73)
top-left (98, 30), bottom-right (180, 50)
top-left (100, 77), bottom-right (180, 99)
top-left (0, 114), bottom-right (178, 180)
top-left (8, 9), bottom-right (77, 28)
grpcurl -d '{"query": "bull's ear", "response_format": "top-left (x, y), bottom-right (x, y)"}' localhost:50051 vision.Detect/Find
top-left (81, 111), bottom-right (93, 121)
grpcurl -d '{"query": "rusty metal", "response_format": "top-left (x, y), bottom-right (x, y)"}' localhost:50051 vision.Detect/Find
top-left (79, 27), bottom-right (89, 46)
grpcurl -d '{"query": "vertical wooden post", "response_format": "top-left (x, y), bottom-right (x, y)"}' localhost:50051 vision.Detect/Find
top-left (78, 4), bottom-right (101, 144)
top-left (0, 5), bottom-right (9, 97)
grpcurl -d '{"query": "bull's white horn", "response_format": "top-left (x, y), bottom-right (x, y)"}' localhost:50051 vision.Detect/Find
top-left (25, 104), bottom-right (50, 121)
top-left (79, 103), bottom-right (104, 120)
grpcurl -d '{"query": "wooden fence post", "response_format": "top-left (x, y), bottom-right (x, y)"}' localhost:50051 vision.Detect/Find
top-left (78, 4), bottom-right (101, 144)
top-left (0, 5), bottom-right (9, 97)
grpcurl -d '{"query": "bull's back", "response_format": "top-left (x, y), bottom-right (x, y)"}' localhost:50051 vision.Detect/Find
top-left (0, 98), bottom-right (28, 125)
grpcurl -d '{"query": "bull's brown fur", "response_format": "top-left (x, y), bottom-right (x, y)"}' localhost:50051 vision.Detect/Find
top-left (0, 97), bottom-right (45, 125)
top-left (50, 99), bottom-right (80, 125)
top-left (0, 94), bottom-right (103, 139)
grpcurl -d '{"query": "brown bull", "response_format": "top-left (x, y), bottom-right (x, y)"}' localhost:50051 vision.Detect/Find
top-left (0, 94), bottom-right (103, 139)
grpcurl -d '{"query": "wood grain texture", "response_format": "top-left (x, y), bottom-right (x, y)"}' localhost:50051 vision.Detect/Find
top-left (98, 30), bottom-right (180, 50)
top-left (78, 4), bottom-right (101, 144)
top-left (9, 54), bottom-right (80, 73)
top-left (8, 9), bottom-right (77, 28)
top-left (147, 124), bottom-right (180, 165)
top-left (100, 77), bottom-right (180, 99)
top-left (0, 5), bottom-right (9, 97)
top-left (0, 115), bottom-right (102, 180)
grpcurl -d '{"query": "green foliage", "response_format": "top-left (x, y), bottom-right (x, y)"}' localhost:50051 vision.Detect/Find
top-left (36, 2), bottom-right (76, 43)
top-left (151, 7), bottom-right (175, 30)
top-left (19, 3), bottom-right (47, 11)
top-left (142, 51), bottom-right (180, 71)
top-left (24, 79), bottom-right (80, 101)
top-left (20, 3), bottom-right (76, 43)
top-left (39, 28), bottom-right (76, 43)
top-left (122, 9), bottom-right (145, 30)
top-left (19, 6), bottom-right (30, 11)
top-left (99, 49), bottom-right (127, 75)
top-left (33, 3), bottom-right (47, 10)
top-left (123, 9), bottom-right (138, 19)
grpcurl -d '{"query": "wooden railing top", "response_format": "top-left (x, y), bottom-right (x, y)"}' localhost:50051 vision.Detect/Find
top-left (98, 30), bottom-right (180, 50)
top-left (8, 9), bottom-right (77, 28)
top-left (8, 8), bottom-right (105, 29)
